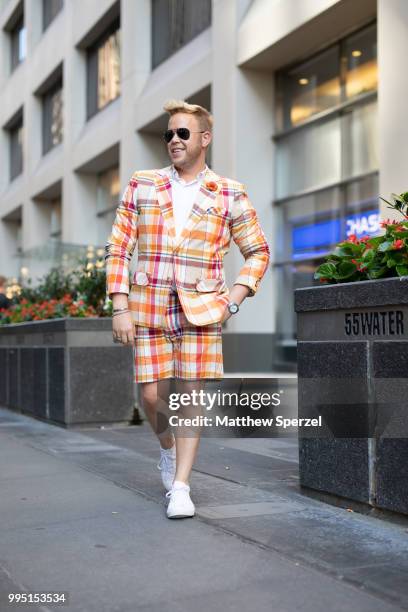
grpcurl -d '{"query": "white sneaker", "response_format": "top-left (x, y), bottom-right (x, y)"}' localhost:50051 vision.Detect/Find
top-left (165, 481), bottom-right (195, 519)
top-left (157, 443), bottom-right (176, 492)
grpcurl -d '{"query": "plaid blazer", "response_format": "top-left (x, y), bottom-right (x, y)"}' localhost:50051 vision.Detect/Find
top-left (105, 165), bottom-right (270, 327)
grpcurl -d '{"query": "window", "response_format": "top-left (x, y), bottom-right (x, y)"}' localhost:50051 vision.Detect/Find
top-left (274, 23), bottom-right (378, 349)
top-left (276, 23), bottom-right (377, 131)
top-left (96, 167), bottom-right (120, 244)
top-left (278, 46), bottom-right (340, 129)
top-left (43, 81), bottom-right (63, 154)
top-left (87, 21), bottom-right (120, 119)
top-left (344, 25), bottom-right (377, 99)
top-left (10, 13), bottom-right (26, 71)
top-left (43, 0), bottom-right (63, 31)
top-left (9, 113), bottom-right (24, 181)
top-left (152, 0), bottom-right (211, 68)
top-left (49, 199), bottom-right (62, 241)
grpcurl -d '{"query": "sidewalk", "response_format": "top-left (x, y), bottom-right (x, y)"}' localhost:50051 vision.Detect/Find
top-left (1, 406), bottom-right (408, 612)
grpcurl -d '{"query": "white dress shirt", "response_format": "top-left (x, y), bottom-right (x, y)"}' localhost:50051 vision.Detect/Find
top-left (170, 164), bottom-right (208, 240)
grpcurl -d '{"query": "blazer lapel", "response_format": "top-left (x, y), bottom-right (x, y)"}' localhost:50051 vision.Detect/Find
top-left (175, 169), bottom-right (220, 248)
top-left (154, 166), bottom-right (176, 244)
top-left (155, 165), bottom-right (221, 250)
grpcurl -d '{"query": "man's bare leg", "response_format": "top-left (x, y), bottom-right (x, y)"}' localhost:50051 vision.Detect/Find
top-left (173, 379), bottom-right (206, 485)
top-left (139, 379), bottom-right (174, 449)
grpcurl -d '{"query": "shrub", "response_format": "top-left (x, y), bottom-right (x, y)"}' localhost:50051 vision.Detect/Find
top-left (315, 192), bottom-right (408, 284)
top-left (0, 256), bottom-right (118, 324)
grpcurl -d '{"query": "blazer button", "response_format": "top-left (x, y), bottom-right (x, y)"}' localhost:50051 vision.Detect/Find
top-left (135, 271), bottom-right (149, 285)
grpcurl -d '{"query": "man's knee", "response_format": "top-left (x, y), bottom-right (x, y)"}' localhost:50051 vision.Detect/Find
top-left (140, 379), bottom-right (171, 406)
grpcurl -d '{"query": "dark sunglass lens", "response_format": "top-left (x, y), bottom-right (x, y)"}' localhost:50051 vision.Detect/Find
top-left (177, 128), bottom-right (190, 140)
top-left (164, 130), bottom-right (174, 143)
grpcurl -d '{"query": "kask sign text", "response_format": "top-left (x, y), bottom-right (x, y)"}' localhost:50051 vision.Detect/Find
top-left (344, 310), bottom-right (404, 336)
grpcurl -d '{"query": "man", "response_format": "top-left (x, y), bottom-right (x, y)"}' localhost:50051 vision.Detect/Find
top-left (105, 100), bottom-right (270, 519)
top-left (0, 276), bottom-right (12, 311)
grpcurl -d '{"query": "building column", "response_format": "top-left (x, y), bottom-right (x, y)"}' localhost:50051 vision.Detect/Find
top-left (121, 0), bottom-right (152, 183)
top-left (378, 0), bottom-right (408, 218)
top-left (212, 0), bottom-right (274, 336)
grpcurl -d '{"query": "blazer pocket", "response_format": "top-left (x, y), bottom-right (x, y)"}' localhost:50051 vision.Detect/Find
top-left (196, 277), bottom-right (224, 292)
top-left (205, 206), bottom-right (229, 219)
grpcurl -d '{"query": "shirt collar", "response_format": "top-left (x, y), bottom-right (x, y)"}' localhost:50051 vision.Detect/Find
top-left (170, 164), bottom-right (209, 184)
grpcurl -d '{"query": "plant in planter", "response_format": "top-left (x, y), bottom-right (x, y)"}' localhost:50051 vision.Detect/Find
top-left (314, 191), bottom-right (408, 284)
top-left (0, 256), bottom-right (119, 324)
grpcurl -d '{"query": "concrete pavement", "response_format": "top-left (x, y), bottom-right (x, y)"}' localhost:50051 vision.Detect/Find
top-left (1, 406), bottom-right (408, 612)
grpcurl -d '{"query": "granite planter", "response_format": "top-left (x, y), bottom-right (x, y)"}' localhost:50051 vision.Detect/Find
top-left (0, 318), bottom-right (136, 427)
top-left (295, 277), bottom-right (408, 516)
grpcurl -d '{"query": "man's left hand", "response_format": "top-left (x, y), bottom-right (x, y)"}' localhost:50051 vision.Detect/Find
top-left (220, 308), bottom-right (232, 325)
top-left (219, 284), bottom-right (251, 324)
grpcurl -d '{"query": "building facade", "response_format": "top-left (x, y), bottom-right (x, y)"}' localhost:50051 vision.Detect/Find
top-left (0, 0), bottom-right (406, 372)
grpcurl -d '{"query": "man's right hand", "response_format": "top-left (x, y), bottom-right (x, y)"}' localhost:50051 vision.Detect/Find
top-left (112, 311), bottom-right (134, 345)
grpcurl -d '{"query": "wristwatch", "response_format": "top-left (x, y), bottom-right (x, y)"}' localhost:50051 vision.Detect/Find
top-left (227, 301), bottom-right (240, 315)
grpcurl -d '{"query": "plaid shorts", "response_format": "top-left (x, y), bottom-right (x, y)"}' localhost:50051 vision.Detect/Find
top-left (133, 288), bottom-right (224, 383)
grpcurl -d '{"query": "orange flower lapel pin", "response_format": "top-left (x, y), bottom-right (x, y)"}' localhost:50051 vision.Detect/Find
top-left (205, 180), bottom-right (220, 194)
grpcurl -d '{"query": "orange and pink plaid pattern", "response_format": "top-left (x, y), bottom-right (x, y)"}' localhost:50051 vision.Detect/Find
top-left (105, 165), bottom-right (270, 327)
top-left (133, 288), bottom-right (223, 383)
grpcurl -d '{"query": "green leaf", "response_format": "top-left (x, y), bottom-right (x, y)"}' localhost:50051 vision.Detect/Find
top-left (367, 266), bottom-right (388, 279)
top-left (396, 265), bottom-right (408, 276)
top-left (336, 261), bottom-right (357, 279)
top-left (362, 249), bottom-right (375, 262)
top-left (378, 240), bottom-right (394, 252)
top-left (368, 236), bottom-right (386, 246)
top-left (314, 262), bottom-right (337, 279)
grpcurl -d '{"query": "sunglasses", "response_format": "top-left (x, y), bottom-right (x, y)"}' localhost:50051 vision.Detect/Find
top-left (163, 128), bottom-right (205, 143)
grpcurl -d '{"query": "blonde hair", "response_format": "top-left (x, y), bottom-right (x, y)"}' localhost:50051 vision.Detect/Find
top-left (163, 99), bottom-right (213, 132)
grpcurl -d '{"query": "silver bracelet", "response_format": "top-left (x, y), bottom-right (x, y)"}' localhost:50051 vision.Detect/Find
top-left (112, 309), bottom-right (130, 317)
top-left (113, 307), bottom-right (129, 312)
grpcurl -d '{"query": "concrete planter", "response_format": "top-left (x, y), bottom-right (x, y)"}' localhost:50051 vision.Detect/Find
top-left (295, 277), bottom-right (408, 516)
top-left (0, 318), bottom-right (136, 427)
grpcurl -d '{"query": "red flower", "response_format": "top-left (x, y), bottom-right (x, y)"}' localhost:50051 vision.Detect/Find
top-left (347, 234), bottom-right (359, 243)
top-left (351, 258), bottom-right (366, 272)
top-left (359, 235), bottom-right (371, 243)
top-left (380, 218), bottom-right (400, 228)
top-left (392, 239), bottom-right (404, 250)
top-left (205, 181), bottom-right (218, 192)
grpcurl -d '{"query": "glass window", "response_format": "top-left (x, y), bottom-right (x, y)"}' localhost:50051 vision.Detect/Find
top-left (43, 82), bottom-right (63, 154)
top-left (87, 24), bottom-right (121, 119)
top-left (9, 120), bottom-right (23, 181)
top-left (341, 100), bottom-right (378, 179)
top-left (152, 0), bottom-right (211, 68)
top-left (344, 173), bottom-right (380, 238)
top-left (278, 46), bottom-right (340, 130)
top-left (277, 23), bottom-right (377, 130)
top-left (275, 117), bottom-right (341, 199)
top-left (274, 23), bottom-right (378, 361)
top-left (275, 187), bottom-right (342, 263)
top-left (50, 199), bottom-right (62, 240)
top-left (10, 15), bottom-right (26, 71)
top-left (275, 260), bottom-right (321, 341)
top-left (343, 24), bottom-right (377, 99)
top-left (43, 0), bottom-right (63, 31)
top-left (96, 167), bottom-right (120, 244)
top-left (274, 174), bottom-right (379, 341)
